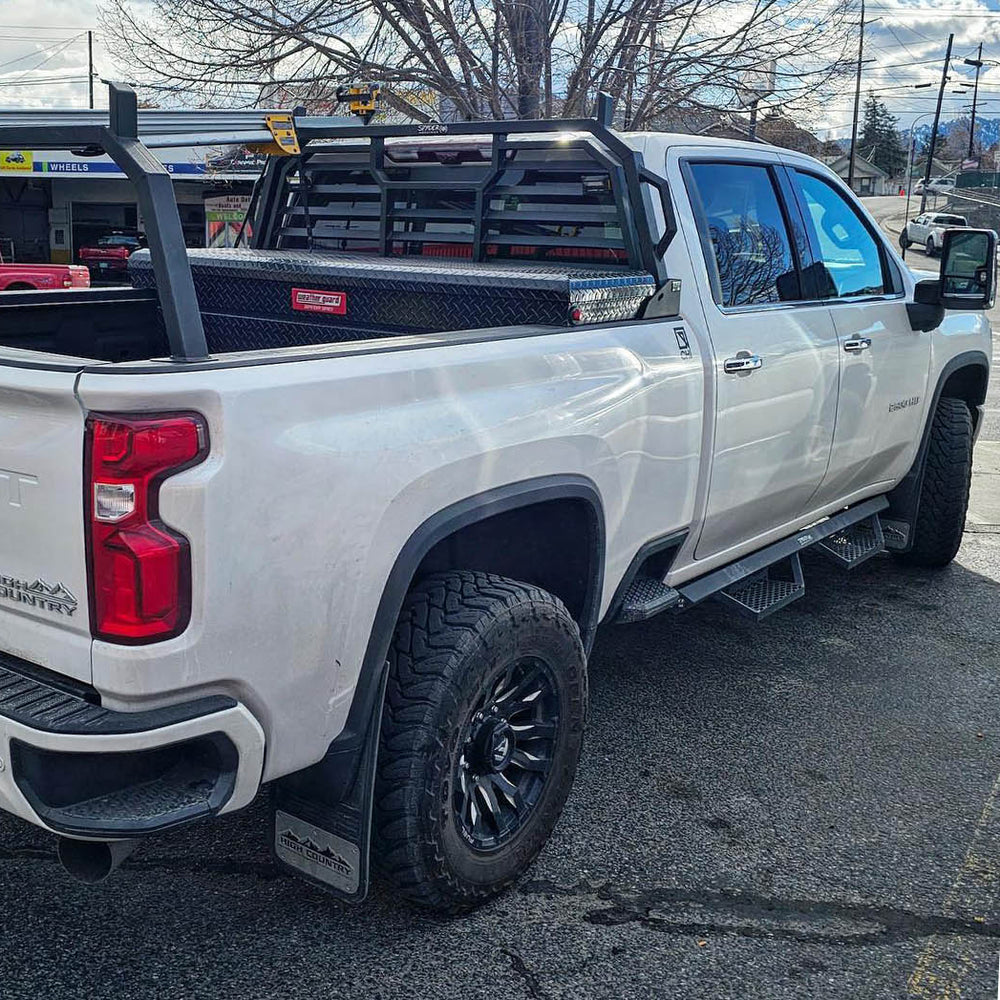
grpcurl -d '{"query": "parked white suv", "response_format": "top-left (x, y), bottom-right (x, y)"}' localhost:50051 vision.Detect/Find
top-left (902, 211), bottom-right (969, 255)
top-left (0, 83), bottom-right (994, 913)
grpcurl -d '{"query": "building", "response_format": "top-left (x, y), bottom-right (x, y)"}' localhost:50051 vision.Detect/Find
top-left (824, 153), bottom-right (893, 196)
top-left (0, 145), bottom-right (257, 263)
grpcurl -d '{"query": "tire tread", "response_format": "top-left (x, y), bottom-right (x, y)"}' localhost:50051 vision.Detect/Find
top-left (372, 570), bottom-right (585, 912)
top-left (897, 396), bottom-right (973, 568)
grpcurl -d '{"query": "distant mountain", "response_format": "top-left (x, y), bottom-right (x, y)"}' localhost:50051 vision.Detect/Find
top-left (912, 117), bottom-right (1000, 153)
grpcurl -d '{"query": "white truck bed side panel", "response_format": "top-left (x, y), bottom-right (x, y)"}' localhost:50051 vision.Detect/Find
top-left (77, 323), bottom-right (703, 780)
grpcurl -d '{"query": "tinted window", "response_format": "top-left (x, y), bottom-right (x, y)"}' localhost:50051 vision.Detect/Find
top-left (97, 236), bottom-right (141, 247)
top-left (688, 162), bottom-right (799, 307)
top-left (795, 172), bottom-right (885, 298)
top-left (938, 215), bottom-right (967, 227)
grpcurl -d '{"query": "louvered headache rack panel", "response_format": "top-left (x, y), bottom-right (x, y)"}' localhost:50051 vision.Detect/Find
top-left (0, 83), bottom-right (676, 361)
top-left (263, 136), bottom-right (670, 271)
top-left (256, 114), bottom-right (675, 281)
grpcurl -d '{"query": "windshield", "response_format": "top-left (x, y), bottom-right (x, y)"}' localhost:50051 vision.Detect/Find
top-left (96, 236), bottom-right (140, 247)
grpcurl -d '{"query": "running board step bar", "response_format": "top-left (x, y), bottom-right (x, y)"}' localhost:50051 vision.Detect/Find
top-left (675, 496), bottom-right (889, 612)
top-left (814, 513), bottom-right (885, 569)
top-left (617, 575), bottom-right (683, 622)
top-left (716, 554), bottom-right (805, 620)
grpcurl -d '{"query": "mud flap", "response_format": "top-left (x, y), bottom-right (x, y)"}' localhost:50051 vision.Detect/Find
top-left (271, 661), bottom-right (388, 902)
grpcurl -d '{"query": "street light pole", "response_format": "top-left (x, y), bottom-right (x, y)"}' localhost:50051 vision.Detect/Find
top-left (848, 0), bottom-right (865, 191)
top-left (902, 110), bottom-right (937, 261)
top-left (87, 30), bottom-right (94, 110)
top-left (965, 44), bottom-right (984, 160)
top-left (919, 32), bottom-right (954, 217)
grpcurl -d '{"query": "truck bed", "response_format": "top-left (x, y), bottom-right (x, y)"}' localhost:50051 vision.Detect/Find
top-left (0, 286), bottom-right (167, 362)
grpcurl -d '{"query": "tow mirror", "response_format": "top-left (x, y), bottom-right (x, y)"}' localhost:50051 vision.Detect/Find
top-left (908, 228), bottom-right (997, 331)
top-left (939, 228), bottom-right (997, 310)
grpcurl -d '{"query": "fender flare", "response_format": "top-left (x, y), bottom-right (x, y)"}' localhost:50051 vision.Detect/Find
top-left (314, 474), bottom-right (606, 799)
top-left (886, 349), bottom-right (989, 545)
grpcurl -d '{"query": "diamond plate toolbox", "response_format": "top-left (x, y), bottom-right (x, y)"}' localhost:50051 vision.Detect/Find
top-left (128, 248), bottom-right (655, 354)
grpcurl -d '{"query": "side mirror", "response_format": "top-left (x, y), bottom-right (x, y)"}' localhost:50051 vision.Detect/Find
top-left (939, 228), bottom-right (997, 310)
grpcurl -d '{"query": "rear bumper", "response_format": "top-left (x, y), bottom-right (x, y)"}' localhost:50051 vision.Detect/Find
top-left (0, 654), bottom-right (264, 838)
top-left (82, 261), bottom-right (129, 282)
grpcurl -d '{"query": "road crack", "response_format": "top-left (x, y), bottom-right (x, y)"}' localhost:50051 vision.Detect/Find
top-left (519, 880), bottom-right (1000, 947)
top-left (501, 948), bottom-right (548, 999)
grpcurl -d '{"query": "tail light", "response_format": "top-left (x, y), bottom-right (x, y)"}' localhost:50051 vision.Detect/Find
top-left (85, 413), bottom-right (209, 643)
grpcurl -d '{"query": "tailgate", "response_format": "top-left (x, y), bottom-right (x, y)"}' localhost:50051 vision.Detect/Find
top-left (0, 366), bottom-right (90, 682)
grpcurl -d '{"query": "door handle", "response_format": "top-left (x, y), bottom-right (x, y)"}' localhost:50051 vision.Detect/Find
top-left (843, 337), bottom-right (872, 353)
top-left (724, 353), bottom-right (763, 374)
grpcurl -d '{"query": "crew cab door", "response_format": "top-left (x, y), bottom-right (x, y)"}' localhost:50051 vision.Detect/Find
top-left (909, 214), bottom-right (930, 244)
top-left (678, 155), bottom-right (841, 560)
top-left (784, 167), bottom-right (931, 500)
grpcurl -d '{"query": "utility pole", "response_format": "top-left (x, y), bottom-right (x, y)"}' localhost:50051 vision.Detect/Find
top-left (919, 32), bottom-right (953, 215)
top-left (87, 30), bottom-right (94, 109)
top-left (966, 43), bottom-right (983, 160)
top-left (847, 0), bottom-right (865, 191)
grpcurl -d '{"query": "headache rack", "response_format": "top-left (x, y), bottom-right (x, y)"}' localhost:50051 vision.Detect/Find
top-left (0, 84), bottom-right (676, 362)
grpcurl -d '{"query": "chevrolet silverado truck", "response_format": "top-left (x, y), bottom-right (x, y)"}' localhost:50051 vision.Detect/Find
top-left (0, 84), bottom-right (992, 912)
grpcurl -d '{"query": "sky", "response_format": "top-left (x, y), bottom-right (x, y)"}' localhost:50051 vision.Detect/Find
top-left (0, 0), bottom-right (999, 138)
top-left (0, 0), bottom-right (105, 110)
top-left (816, 0), bottom-right (1000, 139)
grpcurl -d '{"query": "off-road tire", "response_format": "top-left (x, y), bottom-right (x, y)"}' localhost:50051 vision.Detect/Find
top-left (895, 397), bottom-right (973, 568)
top-left (373, 570), bottom-right (587, 913)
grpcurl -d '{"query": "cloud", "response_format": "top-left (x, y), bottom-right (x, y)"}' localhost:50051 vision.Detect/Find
top-left (0, 1), bottom-right (104, 109)
top-left (809, 0), bottom-right (1000, 136)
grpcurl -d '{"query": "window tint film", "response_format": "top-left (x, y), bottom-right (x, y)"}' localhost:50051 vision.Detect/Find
top-left (795, 172), bottom-right (886, 298)
top-left (688, 162), bottom-right (800, 307)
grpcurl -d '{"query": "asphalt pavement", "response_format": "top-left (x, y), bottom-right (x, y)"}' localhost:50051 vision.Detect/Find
top-left (1, 215), bottom-right (1000, 999)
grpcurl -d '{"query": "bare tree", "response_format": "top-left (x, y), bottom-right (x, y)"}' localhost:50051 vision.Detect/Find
top-left (99, 0), bottom-right (858, 127)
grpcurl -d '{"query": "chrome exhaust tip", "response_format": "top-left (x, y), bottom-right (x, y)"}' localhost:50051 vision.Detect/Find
top-left (57, 837), bottom-right (139, 884)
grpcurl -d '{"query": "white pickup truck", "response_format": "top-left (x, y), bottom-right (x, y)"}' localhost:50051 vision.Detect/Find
top-left (902, 211), bottom-right (970, 256)
top-left (0, 85), bottom-right (993, 912)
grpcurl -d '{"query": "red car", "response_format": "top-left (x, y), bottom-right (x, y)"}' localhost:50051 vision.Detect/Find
top-left (78, 232), bottom-right (146, 283)
top-left (0, 261), bottom-right (90, 291)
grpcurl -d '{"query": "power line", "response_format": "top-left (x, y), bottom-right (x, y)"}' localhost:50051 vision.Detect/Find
top-left (0, 77), bottom-right (90, 89)
top-left (5, 34), bottom-right (82, 87)
top-left (869, 8), bottom-right (1000, 15)
top-left (0, 32), bottom-right (84, 73)
top-left (0, 34), bottom-right (79, 41)
top-left (0, 24), bottom-right (91, 30)
top-left (868, 55), bottom-right (950, 70)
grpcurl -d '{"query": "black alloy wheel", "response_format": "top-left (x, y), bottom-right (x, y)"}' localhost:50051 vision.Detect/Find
top-left (454, 656), bottom-right (560, 852)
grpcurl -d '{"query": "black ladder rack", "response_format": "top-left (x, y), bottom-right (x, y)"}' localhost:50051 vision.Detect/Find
top-left (0, 82), bottom-right (676, 361)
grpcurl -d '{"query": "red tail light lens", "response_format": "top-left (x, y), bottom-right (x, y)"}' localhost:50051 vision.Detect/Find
top-left (85, 413), bottom-right (209, 643)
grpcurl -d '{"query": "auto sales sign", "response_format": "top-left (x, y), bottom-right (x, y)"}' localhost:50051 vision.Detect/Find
top-left (0, 151), bottom-right (32, 173)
